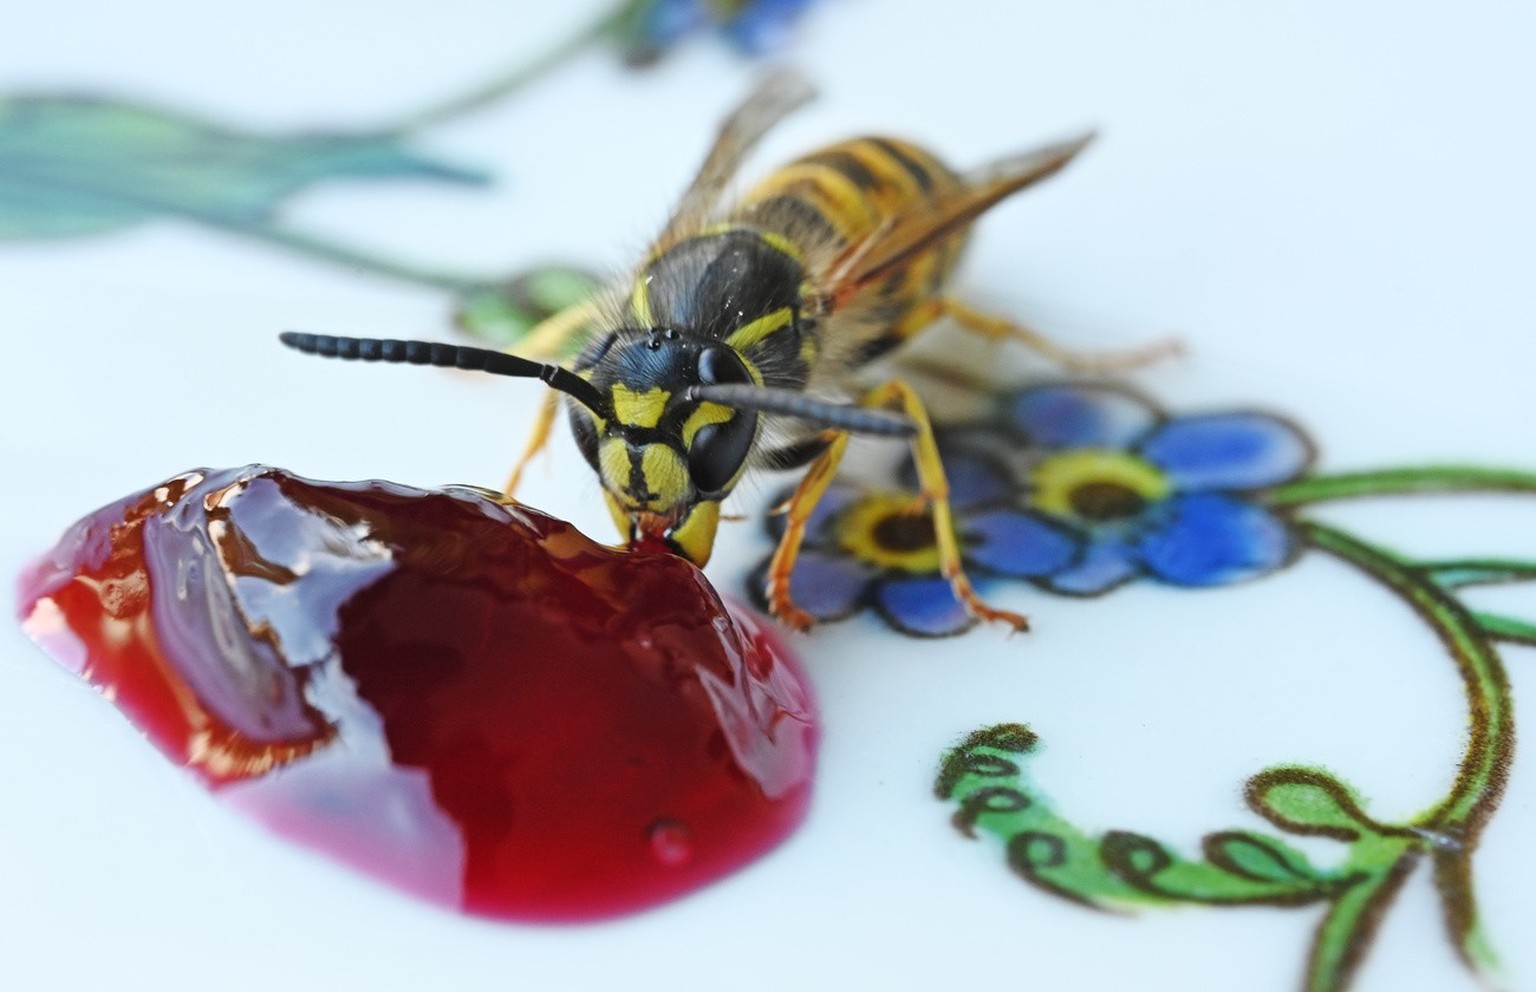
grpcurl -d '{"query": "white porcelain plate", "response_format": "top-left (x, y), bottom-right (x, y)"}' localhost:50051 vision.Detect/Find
top-left (2, 3), bottom-right (1533, 990)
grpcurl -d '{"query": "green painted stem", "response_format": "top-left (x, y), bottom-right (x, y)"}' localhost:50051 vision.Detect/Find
top-left (1301, 521), bottom-right (1513, 831)
top-left (1305, 849), bottom-right (1419, 992)
top-left (385, 3), bottom-right (632, 135)
top-left (1299, 519), bottom-right (1512, 979)
top-left (1271, 467), bottom-right (1536, 507)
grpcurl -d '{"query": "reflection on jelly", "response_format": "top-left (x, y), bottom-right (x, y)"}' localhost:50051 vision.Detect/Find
top-left (17, 466), bottom-right (819, 922)
top-left (647, 817), bottom-right (696, 867)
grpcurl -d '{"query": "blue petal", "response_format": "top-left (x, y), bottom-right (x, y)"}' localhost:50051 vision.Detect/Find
top-left (873, 576), bottom-right (978, 637)
top-left (1138, 493), bottom-right (1294, 586)
top-left (1041, 538), bottom-right (1139, 595)
top-left (1004, 385), bottom-right (1157, 450)
top-left (1139, 413), bottom-right (1314, 491)
top-left (784, 549), bottom-right (874, 620)
top-left (764, 481), bottom-right (863, 544)
top-left (637, 0), bottom-right (706, 49)
top-left (963, 509), bottom-right (1079, 578)
top-left (743, 551), bottom-right (872, 622)
top-left (897, 444), bottom-right (1014, 510)
top-left (722, 0), bottom-right (818, 54)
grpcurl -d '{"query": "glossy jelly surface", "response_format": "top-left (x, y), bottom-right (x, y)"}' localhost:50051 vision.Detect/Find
top-left (17, 466), bottom-right (817, 921)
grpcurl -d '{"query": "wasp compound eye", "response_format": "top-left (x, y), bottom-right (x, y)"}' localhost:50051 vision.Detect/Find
top-left (687, 415), bottom-right (756, 495)
top-left (698, 346), bottom-right (753, 386)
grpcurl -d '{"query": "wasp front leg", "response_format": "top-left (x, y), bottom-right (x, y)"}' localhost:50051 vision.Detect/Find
top-left (767, 432), bottom-right (853, 632)
top-left (503, 389), bottom-right (562, 497)
top-left (501, 301), bottom-right (602, 497)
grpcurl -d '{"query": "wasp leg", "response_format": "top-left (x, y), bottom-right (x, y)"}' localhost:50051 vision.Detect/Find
top-left (764, 382), bottom-right (1029, 634)
top-left (508, 299), bottom-right (600, 360)
top-left (500, 300), bottom-right (600, 497)
top-left (863, 379), bottom-right (1030, 632)
top-left (503, 389), bottom-right (562, 497)
top-left (942, 297), bottom-right (1181, 373)
top-left (766, 432), bottom-right (852, 632)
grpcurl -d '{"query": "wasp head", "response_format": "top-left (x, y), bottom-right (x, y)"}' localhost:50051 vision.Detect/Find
top-left (568, 327), bottom-right (760, 565)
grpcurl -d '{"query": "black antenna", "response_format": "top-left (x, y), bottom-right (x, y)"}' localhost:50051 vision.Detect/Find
top-left (279, 332), bottom-right (612, 419)
top-left (685, 384), bottom-right (915, 437)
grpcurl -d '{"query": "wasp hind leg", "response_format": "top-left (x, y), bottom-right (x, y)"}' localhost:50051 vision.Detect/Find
top-left (942, 297), bottom-right (1181, 373)
top-left (764, 381), bottom-right (1028, 634)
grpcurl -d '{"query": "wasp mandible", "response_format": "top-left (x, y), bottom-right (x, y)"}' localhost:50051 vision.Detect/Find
top-left (282, 72), bottom-right (1172, 632)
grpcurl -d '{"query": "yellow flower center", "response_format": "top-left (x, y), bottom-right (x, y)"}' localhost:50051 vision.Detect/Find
top-left (1030, 450), bottom-right (1170, 523)
top-left (836, 493), bottom-right (942, 573)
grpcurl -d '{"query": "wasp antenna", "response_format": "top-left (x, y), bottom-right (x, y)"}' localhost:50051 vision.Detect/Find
top-left (279, 332), bottom-right (612, 418)
top-left (686, 384), bottom-right (915, 437)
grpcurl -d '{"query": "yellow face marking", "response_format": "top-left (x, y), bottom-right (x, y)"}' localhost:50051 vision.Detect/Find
top-left (681, 402), bottom-right (734, 447)
top-left (724, 306), bottom-right (793, 353)
top-left (740, 353), bottom-right (764, 387)
top-left (598, 437), bottom-right (632, 496)
top-left (601, 438), bottom-right (690, 511)
top-left (610, 383), bottom-right (670, 429)
top-left (666, 500), bottom-right (721, 566)
top-left (640, 444), bottom-right (690, 509)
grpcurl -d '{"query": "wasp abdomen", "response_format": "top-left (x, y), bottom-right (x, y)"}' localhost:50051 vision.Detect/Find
top-left (739, 137), bottom-right (970, 361)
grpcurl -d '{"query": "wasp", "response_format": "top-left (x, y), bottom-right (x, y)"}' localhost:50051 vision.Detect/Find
top-left (282, 72), bottom-right (1171, 632)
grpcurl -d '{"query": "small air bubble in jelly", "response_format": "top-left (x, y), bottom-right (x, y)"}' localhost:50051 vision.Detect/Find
top-left (647, 817), bottom-right (694, 867)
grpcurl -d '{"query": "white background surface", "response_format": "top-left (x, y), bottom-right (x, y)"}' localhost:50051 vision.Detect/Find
top-left (2, 2), bottom-right (1534, 990)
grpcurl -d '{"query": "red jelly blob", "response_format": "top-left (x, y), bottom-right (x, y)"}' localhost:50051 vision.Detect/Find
top-left (16, 466), bottom-right (817, 921)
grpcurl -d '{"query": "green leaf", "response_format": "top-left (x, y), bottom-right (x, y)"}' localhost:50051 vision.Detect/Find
top-left (1203, 830), bottom-right (1334, 886)
top-left (455, 266), bottom-right (601, 350)
top-left (0, 94), bottom-right (485, 240)
top-left (937, 725), bottom-right (1345, 911)
top-left (1247, 767), bottom-right (1386, 841)
top-left (1472, 611), bottom-right (1536, 647)
top-left (1422, 558), bottom-right (1536, 590)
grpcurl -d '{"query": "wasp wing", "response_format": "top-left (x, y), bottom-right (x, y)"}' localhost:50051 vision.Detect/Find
top-left (653, 70), bottom-right (816, 254)
top-left (819, 133), bottom-right (1095, 312)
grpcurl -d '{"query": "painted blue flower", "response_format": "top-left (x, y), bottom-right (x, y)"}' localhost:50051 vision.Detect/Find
top-left (748, 447), bottom-right (1077, 637)
top-left (620, 0), bottom-right (819, 65)
top-left (999, 384), bottom-right (1313, 595)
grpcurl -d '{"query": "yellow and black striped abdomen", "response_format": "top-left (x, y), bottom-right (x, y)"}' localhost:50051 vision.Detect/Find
top-left (738, 137), bottom-right (968, 355)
